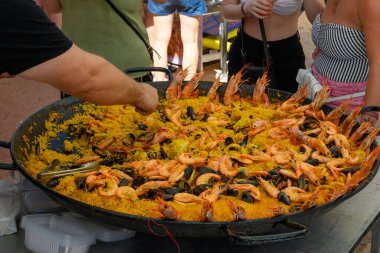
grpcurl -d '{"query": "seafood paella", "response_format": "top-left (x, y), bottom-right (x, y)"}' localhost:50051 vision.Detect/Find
top-left (23, 68), bottom-right (380, 222)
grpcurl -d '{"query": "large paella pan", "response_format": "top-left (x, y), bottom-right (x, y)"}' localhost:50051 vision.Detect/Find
top-left (1, 68), bottom-right (379, 244)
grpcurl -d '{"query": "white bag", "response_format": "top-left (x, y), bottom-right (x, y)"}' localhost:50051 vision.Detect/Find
top-left (296, 68), bottom-right (365, 102)
top-left (296, 68), bottom-right (322, 100)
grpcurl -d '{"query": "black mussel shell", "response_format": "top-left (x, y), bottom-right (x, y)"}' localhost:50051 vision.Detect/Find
top-left (118, 178), bottom-right (129, 187)
top-left (192, 184), bottom-right (212, 196)
top-left (131, 177), bottom-right (147, 189)
top-left (242, 193), bottom-right (255, 203)
top-left (225, 137), bottom-right (234, 146)
top-left (162, 194), bottom-right (174, 201)
top-left (113, 167), bottom-right (136, 177)
top-left (183, 166), bottom-right (193, 180)
top-left (298, 174), bottom-right (305, 189)
top-left (161, 138), bottom-right (172, 145)
top-left (123, 133), bottom-right (136, 146)
top-left (165, 187), bottom-right (184, 195)
top-left (137, 123), bottom-right (148, 131)
top-left (197, 166), bottom-right (217, 175)
top-left (237, 180), bottom-right (259, 187)
top-left (35, 142), bottom-right (40, 156)
top-left (224, 189), bottom-right (239, 197)
top-left (141, 189), bottom-right (165, 200)
top-left (305, 158), bottom-right (320, 166)
top-left (277, 192), bottom-right (291, 205)
top-left (300, 118), bottom-right (319, 131)
top-left (240, 136), bottom-right (249, 147)
top-left (329, 146), bottom-right (342, 158)
top-left (202, 112), bottom-right (209, 122)
top-left (341, 166), bottom-right (360, 174)
top-left (47, 178), bottom-right (60, 188)
top-left (269, 169), bottom-right (281, 176)
top-left (236, 171), bottom-right (246, 179)
top-left (75, 177), bottom-right (86, 190)
top-left (99, 157), bottom-right (123, 166)
top-left (138, 132), bottom-right (155, 142)
top-left (299, 145), bottom-right (306, 153)
top-left (160, 147), bottom-right (168, 159)
top-left (186, 106), bottom-right (196, 120)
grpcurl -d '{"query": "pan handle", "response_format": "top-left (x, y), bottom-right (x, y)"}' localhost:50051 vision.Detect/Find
top-left (0, 141), bottom-right (16, 170)
top-left (123, 67), bottom-right (173, 82)
top-left (226, 219), bottom-right (308, 245)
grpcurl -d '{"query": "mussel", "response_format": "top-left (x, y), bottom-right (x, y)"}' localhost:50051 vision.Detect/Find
top-left (277, 192), bottom-right (290, 205)
top-left (341, 166), bottom-right (360, 174)
top-left (225, 137), bottom-right (234, 146)
top-left (75, 177), bottom-right (86, 190)
top-left (137, 123), bottom-right (148, 131)
top-left (118, 178), bottom-right (129, 187)
top-left (240, 136), bottom-right (249, 147)
top-left (197, 166), bottom-right (217, 175)
top-left (305, 158), bottom-right (320, 166)
top-left (131, 177), bottom-right (147, 189)
top-left (46, 178), bottom-right (60, 188)
top-left (186, 106), bottom-right (196, 120)
top-left (201, 112), bottom-right (209, 122)
top-left (242, 193), bottom-right (255, 203)
top-left (329, 146), bottom-right (342, 158)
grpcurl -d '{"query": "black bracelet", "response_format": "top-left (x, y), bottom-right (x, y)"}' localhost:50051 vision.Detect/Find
top-left (241, 2), bottom-right (247, 17)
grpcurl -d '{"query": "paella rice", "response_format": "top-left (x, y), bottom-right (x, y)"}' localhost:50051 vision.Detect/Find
top-left (22, 68), bottom-right (380, 222)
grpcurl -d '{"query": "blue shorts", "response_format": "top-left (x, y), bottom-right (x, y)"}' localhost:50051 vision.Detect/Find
top-left (148, 0), bottom-right (207, 16)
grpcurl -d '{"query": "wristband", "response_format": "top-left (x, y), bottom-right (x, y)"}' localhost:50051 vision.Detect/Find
top-left (241, 2), bottom-right (247, 17)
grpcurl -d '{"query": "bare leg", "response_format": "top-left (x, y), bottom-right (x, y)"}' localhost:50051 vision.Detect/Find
top-left (179, 14), bottom-right (201, 80)
top-left (143, 4), bottom-right (156, 47)
top-left (153, 14), bottom-right (173, 81)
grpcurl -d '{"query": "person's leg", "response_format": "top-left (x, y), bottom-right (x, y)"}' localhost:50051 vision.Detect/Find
top-left (143, 3), bottom-right (156, 47)
top-left (153, 14), bottom-right (173, 81)
top-left (179, 14), bottom-right (201, 80)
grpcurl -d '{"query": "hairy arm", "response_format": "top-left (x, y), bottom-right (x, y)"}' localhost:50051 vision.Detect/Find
top-left (18, 45), bottom-right (159, 114)
top-left (360, 0), bottom-right (380, 106)
top-left (303, 0), bottom-right (325, 23)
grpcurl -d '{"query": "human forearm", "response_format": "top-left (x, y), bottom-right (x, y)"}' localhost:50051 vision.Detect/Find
top-left (222, 1), bottom-right (246, 21)
top-left (364, 68), bottom-right (380, 106)
top-left (41, 0), bottom-right (61, 14)
top-left (19, 45), bottom-right (158, 111)
top-left (303, 0), bottom-right (325, 23)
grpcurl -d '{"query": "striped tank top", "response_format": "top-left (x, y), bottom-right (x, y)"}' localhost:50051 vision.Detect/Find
top-left (312, 13), bottom-right (368, 83)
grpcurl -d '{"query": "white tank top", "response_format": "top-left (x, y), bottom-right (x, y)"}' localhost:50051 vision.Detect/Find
top-left (241, 0), bottom-right (303, 16)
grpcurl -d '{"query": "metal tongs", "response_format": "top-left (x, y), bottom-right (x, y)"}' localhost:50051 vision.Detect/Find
top-left (37, 159), bottom-right (100, 180)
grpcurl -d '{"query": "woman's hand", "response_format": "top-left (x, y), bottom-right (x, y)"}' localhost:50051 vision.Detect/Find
top-left (242, 0), bottom-right (276, 19)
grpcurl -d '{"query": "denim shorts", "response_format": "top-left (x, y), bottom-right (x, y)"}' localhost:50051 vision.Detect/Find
top-left (148, 0), bottom-right (207, 16)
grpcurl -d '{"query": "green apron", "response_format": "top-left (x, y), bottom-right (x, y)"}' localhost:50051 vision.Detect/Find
top-left (61, 0), bottom-right (152, 78)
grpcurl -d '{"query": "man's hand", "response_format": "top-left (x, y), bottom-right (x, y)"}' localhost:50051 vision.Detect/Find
top-left (243, 0), bottom-right (276, 19)
top-left (132, 82), bottom-right (160, 115)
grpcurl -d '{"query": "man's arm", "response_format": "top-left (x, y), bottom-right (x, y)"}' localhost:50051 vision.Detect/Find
top-left (18, 44), bottom-right (159, 114)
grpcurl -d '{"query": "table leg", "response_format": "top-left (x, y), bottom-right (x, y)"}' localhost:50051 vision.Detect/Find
top-left (219, 19), bottom-right (228, 82)
top-left (371, 216), bottom-right (380, 253)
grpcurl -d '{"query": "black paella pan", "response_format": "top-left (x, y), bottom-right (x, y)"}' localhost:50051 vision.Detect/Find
top-left (1, 68), bottom-right (380, 245)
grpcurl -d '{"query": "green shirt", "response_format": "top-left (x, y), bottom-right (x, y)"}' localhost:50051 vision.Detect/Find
top-left (61, 0), bottom-right (152, 77)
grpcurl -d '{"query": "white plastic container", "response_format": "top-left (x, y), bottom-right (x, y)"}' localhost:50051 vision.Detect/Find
top-left (62, 212), bottom-right (136, 242)
top-left (0, 180), bottom-right (21, 236)
top-left (20, 214), bottom-right (96, 253)
top-left (21, 190), bottom-right (63, 215)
